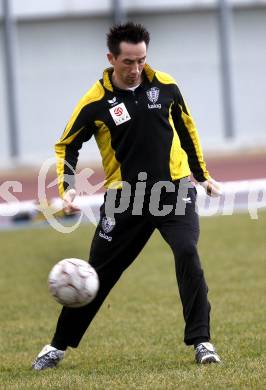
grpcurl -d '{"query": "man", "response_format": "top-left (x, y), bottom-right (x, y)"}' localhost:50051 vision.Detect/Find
top-left (32, 22), bottom-right (221, 370)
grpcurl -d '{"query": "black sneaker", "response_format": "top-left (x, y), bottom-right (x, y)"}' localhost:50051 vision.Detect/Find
top-left (32, 344), bottom-right (65, 371)
top-left (195, 342), bottom-right (221, 364)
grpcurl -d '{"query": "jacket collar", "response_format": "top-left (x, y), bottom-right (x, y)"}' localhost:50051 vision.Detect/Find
top-left (102, 63), bottom-right (155, 92)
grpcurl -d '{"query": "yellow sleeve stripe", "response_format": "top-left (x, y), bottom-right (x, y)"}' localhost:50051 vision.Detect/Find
top-left (55, 128), bottom-right (84, 197)
top-left (179, 104), bottom-right (210, 179)
top-left (55, 144), bottom-right (67, 198)
top-left (56, 127), bottom-right (84, 146)
top-left (60, 81), bottom-right (104, 142)
top-left (94, 120), bottom-right (122, 189)
top-left (169, 104), bottom-right (190, 180)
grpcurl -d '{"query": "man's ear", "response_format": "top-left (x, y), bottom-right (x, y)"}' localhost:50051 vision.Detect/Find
top-left (107, 53), bottom-right (115, 66)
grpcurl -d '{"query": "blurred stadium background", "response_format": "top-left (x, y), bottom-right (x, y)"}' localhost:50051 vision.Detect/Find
top-left (0, 0), bottom-right (265, 218)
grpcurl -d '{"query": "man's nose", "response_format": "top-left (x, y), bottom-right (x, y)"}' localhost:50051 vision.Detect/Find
top-left (131, 63), bottom-right (140, 74)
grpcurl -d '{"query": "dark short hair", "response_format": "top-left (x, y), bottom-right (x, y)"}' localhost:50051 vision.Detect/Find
top-left (107, 22), bottom-right (150, 56)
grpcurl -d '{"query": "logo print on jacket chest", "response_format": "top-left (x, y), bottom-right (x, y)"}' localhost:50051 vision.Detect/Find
top-left (109, 102), bottom-right (131, 126)
top-left (146, 87), bottom-right (161, 109)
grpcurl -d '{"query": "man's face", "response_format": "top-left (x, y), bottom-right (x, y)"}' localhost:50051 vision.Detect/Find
top-left (107, 41), bottom-right (147, 88)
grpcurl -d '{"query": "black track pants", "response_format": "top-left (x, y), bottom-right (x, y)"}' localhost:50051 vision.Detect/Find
top-left (51, 184), bottom-right (210, 349)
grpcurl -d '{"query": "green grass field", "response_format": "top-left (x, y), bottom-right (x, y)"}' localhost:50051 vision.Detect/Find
top-left (0, 213), bottom-right (265, 389)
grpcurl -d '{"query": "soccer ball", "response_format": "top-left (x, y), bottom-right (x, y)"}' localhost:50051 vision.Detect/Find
top-left (48, 258), bottom-right (99, 308)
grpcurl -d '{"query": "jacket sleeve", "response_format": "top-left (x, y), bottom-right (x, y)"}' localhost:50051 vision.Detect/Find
top-left (171, 85), bottom-right (210, 182)
top-left (55, 82), bottom-right (105, 197)
top-left (55, 108), bottom-right (93, 198)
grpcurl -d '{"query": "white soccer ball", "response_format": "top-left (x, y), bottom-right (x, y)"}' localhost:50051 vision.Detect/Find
top-left (48, 258), bottom-right (99, 308)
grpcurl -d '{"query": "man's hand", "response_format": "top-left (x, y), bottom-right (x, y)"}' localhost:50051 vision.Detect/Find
top-left (63, 189), bottom-right (81, 214)
top-left (199, 178), bottom-right (222, 197)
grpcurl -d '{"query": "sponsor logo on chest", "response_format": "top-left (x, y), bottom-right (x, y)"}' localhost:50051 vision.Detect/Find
top-left (109, 102), bottom-right (131, 126)
top-left (146, 87), bottom-right (161, 109)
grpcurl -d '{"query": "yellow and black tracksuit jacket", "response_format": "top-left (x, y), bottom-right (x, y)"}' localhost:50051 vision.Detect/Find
top-left (55, 64), bottom-right (210, 197)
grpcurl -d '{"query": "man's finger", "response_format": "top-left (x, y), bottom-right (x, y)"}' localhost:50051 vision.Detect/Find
top-left (64, 203), bottom-right (81, 215)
